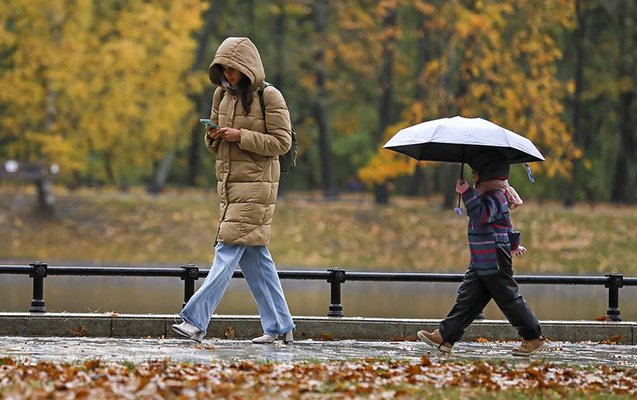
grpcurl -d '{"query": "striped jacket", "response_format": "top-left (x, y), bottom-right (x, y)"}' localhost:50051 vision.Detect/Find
top-left (461, 187), bottom-right (521, 275)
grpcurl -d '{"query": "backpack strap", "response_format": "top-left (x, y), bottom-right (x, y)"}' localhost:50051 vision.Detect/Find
top-left (257, 82), bottom-right (271, 134)
top-left (219, 83), bottom-right (270, 132)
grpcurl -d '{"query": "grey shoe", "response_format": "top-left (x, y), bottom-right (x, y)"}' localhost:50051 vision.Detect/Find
top-left (172, 321), bottom-right (206, 343)
top-left (252, 330), bottom-right (294, 344)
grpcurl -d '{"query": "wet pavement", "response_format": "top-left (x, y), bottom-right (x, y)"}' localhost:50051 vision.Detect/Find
top-left (1, 336), bottom-right (636, 368)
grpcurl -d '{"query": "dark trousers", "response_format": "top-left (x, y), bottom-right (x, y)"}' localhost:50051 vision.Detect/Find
top-left (439, 245), bottom-right (542, 345)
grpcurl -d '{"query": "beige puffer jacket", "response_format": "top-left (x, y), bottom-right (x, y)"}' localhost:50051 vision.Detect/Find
top-left (205, 37), bottom-right (291, 246)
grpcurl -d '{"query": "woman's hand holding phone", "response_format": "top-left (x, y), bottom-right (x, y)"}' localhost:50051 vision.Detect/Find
top-left (206, 126), bottom-right (240, 142)
top-left (201, 119), bottom-right (220, 140)
top-left (200, 119), bottom-right (240, 142)
top-left (200, 118), bottom-right (219, 129)
top-left (218, 127), bottom-right (241, 142)
top-left (207, 127), bottom-right (220, 141)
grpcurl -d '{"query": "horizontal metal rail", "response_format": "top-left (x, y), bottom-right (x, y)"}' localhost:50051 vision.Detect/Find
top-left (0, 265), bottom-right (185, 277)
top-left (3, 265), bottom-right (636, 285)
top-left (0, 263), bottom-right (635, 320)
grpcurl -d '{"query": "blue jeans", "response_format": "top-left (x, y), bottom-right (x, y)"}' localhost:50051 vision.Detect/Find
top-left (179, 243), bottom-right (295, 335)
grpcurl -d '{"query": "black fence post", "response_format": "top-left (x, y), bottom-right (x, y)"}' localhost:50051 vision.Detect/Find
top-left (327, 268), bottom-right (345, 317)
top-left (181, 264), bottom-right (199, 308)
top-left (605, 273), bottom-right (623, 321)
top-left (29, 261), bottom-right (47, 313)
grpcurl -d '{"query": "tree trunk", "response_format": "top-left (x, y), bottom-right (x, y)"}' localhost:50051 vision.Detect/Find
top-left (408, 166), bottom-right (426, 197)
top-left (313, 0), bottom-right (337, 199)
top-left (611, 2), bottom-right (636, 203)
top-left (437, 28), bottom-right (461, 209)
top-left (246, 0), bottom-right (256, 37)
top-left (376, 6), bottom-right (397, 144)
top-left (272, 0), bottom-right (290, 198)
top-left (408, 9), bottom-right (430, 197)
top-left (441, 164), bottom-right (458, 209)
top-left (186, 0), bottom-right (219, 186)
top-left (35, 176), bottom-right (55, 215)
top-left (413, 9), bottom-right (429, 103)
top-left (104, 152), bottom-right (115, 184)
top-left (373, 4), bottom-right (398, 205)
top-left (564, 0), bottom-right (586, 208)
top-left (147, 151), bottom-right (175, 194)
top-left (611, 89), bottom-right (636, 203)
top-left (273, 0), bottom-right (286, 89)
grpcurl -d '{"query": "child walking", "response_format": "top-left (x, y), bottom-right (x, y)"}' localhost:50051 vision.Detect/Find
top-left (418, 152), bottom-right (546, 356)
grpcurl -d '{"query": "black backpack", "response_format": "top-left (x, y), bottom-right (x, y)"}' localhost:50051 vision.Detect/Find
top-left (220, 83), bottom-right (297, 174)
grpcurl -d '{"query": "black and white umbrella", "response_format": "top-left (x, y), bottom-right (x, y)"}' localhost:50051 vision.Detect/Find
top-left (383, 116), bottom-right (544, 164)
top-left (384, 116), bottom-right (544, 214)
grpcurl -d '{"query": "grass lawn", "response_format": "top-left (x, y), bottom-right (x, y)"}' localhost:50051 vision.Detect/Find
top-left (1, 185), bottom-right (636, 276)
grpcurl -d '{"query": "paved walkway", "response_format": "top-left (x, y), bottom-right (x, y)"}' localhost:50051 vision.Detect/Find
top-left (1, 336), bottom-right (636, 368)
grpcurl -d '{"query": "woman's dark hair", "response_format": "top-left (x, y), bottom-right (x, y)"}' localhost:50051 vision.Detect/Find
top-left (216, 64), bottom-right (253, 115)
top-left (237, 75), bottom-right (253, 115)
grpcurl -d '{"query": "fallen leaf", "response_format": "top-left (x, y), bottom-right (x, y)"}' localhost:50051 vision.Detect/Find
top-left (420, 356), bottom-right (432, 367)
top-left (70, 325), bottom-right (88, 337)
top-left (320, 333), bottom-right (333, 341)
top-left (600, 335), bottom-right (622, 344)
top-left (224, 326), bottom-right (235, 339)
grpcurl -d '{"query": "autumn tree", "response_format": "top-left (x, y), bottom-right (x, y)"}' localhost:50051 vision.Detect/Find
top-left (359, 0), bottom-right (577, 205)
top-left (3, 0), bottom-right (635, 203)
top-left (0, 0), bottom-right (207, 188)
top-left (556, 0), bottom-right (637, 204)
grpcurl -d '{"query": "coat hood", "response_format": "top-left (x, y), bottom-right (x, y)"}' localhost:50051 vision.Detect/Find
top-left (209, 37), bottom-right (265, 87)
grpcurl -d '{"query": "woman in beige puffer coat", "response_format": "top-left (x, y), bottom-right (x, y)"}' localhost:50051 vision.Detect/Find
top-left (172, 37), bottom-right (295, 344)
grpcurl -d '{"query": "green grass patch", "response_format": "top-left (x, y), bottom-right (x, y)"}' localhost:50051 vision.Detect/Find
top-left (1, 186), bottom-right (636, 275)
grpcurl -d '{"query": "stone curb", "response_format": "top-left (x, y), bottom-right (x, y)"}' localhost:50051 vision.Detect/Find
top-left (0, 313), bottom-right (634, 344)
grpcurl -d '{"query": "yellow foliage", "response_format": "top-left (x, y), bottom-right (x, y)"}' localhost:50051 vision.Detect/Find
top-left (358, 120), bottom-right (420, 185)
top-left (366, 0), bottom-right (572, 181)
top-left (0, 0), bottom-right (206, 183)
top-left (358, 148), bottom-right (417, 185)
top-left (414, 1), bottom-right (436, 16)
top-left (358, 0), bottom-right (576, 185)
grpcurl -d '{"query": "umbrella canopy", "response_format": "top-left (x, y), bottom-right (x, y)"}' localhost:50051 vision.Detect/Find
top-left (383, 116), bottom-right (544, 164)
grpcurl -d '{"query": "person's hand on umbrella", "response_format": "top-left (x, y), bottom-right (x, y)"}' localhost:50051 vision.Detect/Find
top-left (456, 180), bottom-right (469, 194)
top-left (512, 245), bottom-right (527, 257)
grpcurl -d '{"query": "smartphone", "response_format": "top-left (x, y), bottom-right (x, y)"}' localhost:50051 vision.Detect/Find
top-left (199, 118), bottom-right (219, 129)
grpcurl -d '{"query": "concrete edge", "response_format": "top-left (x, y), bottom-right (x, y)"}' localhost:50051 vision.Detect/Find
top-left (0, 313), bottom-right (634, 344)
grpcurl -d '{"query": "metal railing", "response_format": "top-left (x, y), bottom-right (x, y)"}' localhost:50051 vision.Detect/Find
top-left (1, 262), bottom-right (636, 321)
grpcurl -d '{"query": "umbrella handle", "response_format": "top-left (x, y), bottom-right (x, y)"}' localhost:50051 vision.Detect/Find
top-left (454, 162), bottom-right (465, 216)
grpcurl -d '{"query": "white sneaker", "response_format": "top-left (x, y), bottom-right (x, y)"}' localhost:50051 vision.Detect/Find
top-left (252, 330), bottom-right (294, 344)
top-left (252, 333), bottom-right (277, 344)
top-left (172, 321), bottom-right (206, 343)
